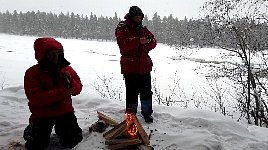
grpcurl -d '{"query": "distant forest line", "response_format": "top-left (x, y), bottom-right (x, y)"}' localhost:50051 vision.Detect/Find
top-left (0, 10), bottom-right (268, 49)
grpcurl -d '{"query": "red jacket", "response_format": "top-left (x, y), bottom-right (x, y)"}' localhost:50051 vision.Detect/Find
top-left (24, 38), bottom-right (82, 121)
top-left (115, 15), bottom-right (157, 74)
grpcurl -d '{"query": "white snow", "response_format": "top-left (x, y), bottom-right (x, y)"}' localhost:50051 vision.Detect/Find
top-left (1, 33), bottom-right (268, 150)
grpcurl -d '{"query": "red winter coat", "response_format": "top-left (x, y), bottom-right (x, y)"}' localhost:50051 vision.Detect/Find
top-left (115, 15), bottom-right (157, 74)
top-left (24, 38), bottom-right (82, 121)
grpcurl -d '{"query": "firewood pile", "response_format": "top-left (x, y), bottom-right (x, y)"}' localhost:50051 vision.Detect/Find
top-left (89, 111), bottom-right (153, 150)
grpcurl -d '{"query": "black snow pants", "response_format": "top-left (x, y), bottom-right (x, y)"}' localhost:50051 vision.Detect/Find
top-left (123, 72), bottom-right (153, 117)
top-left (23, 112), bottom-right (82, 150)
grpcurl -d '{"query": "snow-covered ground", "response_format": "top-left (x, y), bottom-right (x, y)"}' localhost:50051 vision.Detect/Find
top-left (1, 33), bottom-right (268, 150)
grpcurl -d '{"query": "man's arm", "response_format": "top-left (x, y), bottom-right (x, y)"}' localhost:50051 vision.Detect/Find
top-left (142, 27), bottom-right (157, 51)
top-left (115, 25), bottom-right (141, 53)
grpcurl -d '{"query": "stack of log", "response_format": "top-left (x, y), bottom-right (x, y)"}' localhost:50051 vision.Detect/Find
top-left (95, 111), bottom-right (153, 150)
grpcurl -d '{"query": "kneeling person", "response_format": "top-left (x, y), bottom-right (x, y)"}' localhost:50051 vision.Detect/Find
top-left (23, 38), bottom-right (83, 149)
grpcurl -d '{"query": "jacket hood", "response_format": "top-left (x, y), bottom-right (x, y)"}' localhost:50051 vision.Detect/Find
top-left (34, 37), bottom-right (63, 62)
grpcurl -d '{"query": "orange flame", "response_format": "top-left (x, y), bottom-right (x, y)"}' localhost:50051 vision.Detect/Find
top-left (125, 112), bottom-right (138, 138)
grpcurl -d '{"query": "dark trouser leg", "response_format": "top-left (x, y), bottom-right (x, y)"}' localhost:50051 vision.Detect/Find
top-left (139, 72), bottom-right (153, 116)
top-left (54, 112), bottom-right (83, 148)
top-left (23, 118), bottom-right (54, 150)
top-left (124, 74), bottom-right (139, 114)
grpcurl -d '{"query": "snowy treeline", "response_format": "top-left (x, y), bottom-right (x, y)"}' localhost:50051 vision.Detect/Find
top-left (1, 10), bottom-right (268, 49)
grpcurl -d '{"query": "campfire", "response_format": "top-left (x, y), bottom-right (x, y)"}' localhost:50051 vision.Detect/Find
top-left (89, 111), bottom-right (153, 150)
top-left (125, 112), bottom-right (138, 138)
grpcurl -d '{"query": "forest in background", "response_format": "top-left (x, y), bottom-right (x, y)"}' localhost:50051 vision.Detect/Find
top-left (0, 10), bottom-right (268, 49)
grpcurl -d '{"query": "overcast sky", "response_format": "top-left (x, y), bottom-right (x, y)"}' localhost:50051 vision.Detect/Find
top-left (0, 0), bottom-right (208, 19)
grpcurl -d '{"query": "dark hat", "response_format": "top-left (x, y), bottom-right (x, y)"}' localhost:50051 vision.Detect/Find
top-left (128, 6), bottom-right (144, 20)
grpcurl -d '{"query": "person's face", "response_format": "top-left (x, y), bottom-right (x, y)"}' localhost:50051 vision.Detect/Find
top-left (133, 15), bottom-right (142, 23)
top-left (46, 50), bottom-right (61, 64)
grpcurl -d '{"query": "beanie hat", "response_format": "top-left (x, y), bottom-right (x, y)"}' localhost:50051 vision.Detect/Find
top-left (34, 37), bottom-right (63, 62)
top-left (128, 6), bottom-right (144, 20)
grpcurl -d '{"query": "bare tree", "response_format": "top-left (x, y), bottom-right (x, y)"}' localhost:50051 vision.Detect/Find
top-left (92, 74), bottom-right (123, 101)
top-left (0, 72), bottom-right (8, 90)
top-left (203, 0), bottom-right (268, 126)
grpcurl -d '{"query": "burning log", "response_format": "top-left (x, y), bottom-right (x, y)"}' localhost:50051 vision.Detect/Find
top-left (125, 113), bottom-right (138, 138)
top-left (132, 115), bottom-right (150, 145)
top-left (96, 111), bottom-right (153, 150)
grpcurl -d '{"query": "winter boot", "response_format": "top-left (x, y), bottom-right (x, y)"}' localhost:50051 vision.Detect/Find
top-left (144, 115), bottom-right (153, 123)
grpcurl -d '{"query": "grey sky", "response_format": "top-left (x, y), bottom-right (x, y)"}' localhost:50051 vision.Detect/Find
top-left (0, 0), bottom-right (208, 19)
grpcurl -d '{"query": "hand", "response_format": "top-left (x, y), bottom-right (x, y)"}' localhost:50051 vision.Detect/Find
top-left (140, 37), bottom-right (150, 44)
top-left (66, 87), bottom-right (74, 96)
top-left (64, 71), bottom-right (72, 80)
top-left (63, 71), bottom-right (72, 89)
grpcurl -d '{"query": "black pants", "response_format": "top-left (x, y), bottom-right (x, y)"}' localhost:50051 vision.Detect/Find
top-left (23, 112), bottom-right (82, 150)
top-left (124, 72), bottom-right (153, 116)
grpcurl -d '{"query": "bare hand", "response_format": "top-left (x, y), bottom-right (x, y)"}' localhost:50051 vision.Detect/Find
top-left (64, 71), bottom-right (71, 80)
top-left (63, 71), bottom-right (72, 89)
top-left (66, 87), bottom-right (74, 95)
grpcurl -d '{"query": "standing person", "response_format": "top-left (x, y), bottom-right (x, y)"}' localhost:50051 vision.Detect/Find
top-left (115, 6), bottom-right (157, 123)
top-left (23, 37), bottom-right (83, 149)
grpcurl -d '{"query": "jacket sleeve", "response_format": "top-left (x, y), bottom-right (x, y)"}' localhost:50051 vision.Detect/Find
top-left (65, 66), bottom-right (83, 96)
top-left (115, 26), bottom-right (141, 53)
top-left (142, 27), bottom-right (157, 52)
top-left (24, 68), bottom-right (69, 106)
